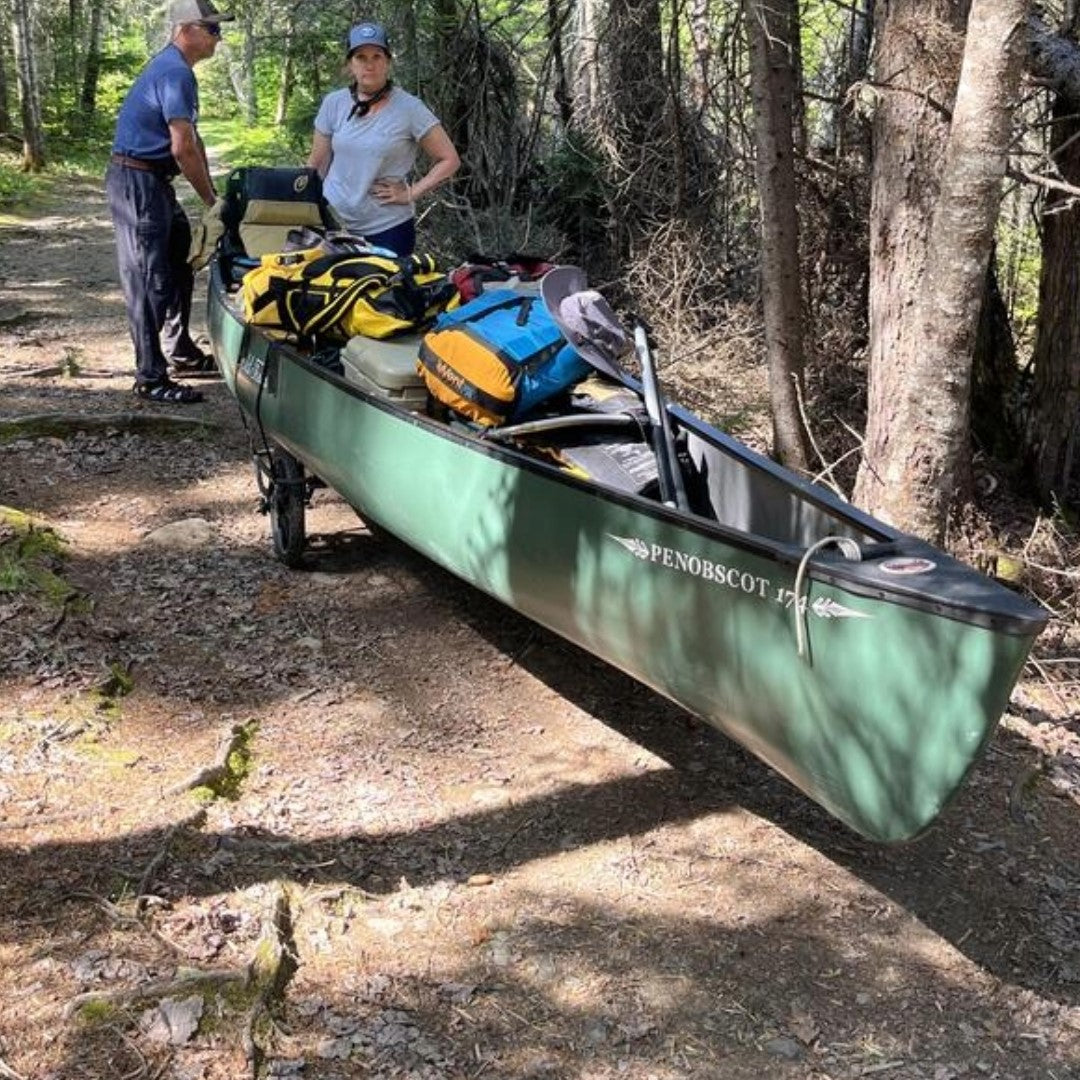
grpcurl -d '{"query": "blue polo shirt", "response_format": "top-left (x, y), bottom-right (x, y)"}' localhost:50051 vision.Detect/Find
top-left (112, 44), bottom-right (198, 161)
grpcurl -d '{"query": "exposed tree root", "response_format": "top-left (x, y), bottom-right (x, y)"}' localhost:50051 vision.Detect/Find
top-left (64, 967), bottom-right (249, 1019)
top-left (242, 881), bottom-right (299, 1077)
top-left (0, 413), bottom-right (213, 441)
top-left (166, 720), bottom-right (258, 798)
top-left (133, 811), bottom-right (209, 914)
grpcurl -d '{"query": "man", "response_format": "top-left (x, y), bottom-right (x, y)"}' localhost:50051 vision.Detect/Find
top-left (106, 0), bottom-right (232, 404)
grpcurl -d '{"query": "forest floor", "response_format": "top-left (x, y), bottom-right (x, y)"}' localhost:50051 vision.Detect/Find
top-left (1, 175), bottom-right (1079, 1080)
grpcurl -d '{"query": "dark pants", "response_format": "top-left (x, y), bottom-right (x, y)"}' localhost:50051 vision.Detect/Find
top-left (106, 163), bottom-right (201, 384)
top-left (365, 217), bottom-right (416, 257)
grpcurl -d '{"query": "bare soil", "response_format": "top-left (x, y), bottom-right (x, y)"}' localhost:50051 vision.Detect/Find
top-left (1, 176), bottom-right (1080, 1080)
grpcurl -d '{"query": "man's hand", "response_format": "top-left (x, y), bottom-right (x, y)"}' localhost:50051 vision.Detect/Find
top-left (188, 197), bottom-right (226, 271)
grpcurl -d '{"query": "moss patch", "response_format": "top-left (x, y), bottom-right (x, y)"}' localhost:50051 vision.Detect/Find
top-left (0, 506), bottom-right (73, 604)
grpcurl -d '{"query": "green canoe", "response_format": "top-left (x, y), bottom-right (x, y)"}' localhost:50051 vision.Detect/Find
top-left (208, 262), bottom-right (1047, 843)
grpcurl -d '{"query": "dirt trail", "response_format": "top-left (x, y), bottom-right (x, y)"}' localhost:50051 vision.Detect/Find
top-left (1, 176), bottom-right (1079, 1080)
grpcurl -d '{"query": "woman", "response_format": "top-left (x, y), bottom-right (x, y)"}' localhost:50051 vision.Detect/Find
top-left (307, 22), bottom-right (460, 256)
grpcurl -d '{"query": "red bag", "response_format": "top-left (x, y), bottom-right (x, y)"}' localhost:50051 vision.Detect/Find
top-left (449, 253), bottom-right (555, 303)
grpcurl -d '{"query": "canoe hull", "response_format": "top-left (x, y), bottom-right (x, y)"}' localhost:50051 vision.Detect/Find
top-left (209, 270), bottom-right (1043, 843)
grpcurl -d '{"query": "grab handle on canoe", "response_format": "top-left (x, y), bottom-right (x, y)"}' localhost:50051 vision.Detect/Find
top-left (794, 536), bottom-right (863, 662)
top-left (856, 539), bottom-right (904, 560)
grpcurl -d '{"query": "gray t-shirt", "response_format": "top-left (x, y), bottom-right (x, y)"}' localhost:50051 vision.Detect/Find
top-left (314, 85), bottom-right (440, 236)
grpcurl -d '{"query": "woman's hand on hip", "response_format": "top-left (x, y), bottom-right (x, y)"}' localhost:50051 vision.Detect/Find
top-left (371, 178), bottom-right (412, 205)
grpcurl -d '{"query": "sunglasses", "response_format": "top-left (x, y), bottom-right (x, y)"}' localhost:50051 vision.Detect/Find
top-left (197, 21), bottom-right (222, 36)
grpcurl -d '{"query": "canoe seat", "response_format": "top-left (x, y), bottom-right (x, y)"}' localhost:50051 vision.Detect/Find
top-left (342, 334), bottom-right (428, 411)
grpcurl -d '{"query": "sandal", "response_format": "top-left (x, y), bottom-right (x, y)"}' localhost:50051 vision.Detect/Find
top-left (134, 378), bottom-right (205, 404)
top-left (171, 351), bottom-right (220, 378)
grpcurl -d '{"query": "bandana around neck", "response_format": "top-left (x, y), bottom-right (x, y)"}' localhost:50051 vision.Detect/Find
top-left (348, 80), bottom-right (393, 121)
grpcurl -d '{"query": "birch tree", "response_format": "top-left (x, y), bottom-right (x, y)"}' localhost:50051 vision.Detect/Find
top-left (12, 0), bottom-right (45, 170)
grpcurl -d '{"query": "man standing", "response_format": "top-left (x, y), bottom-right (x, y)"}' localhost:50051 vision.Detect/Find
top-left (106, 0), bottom-right (232, 404)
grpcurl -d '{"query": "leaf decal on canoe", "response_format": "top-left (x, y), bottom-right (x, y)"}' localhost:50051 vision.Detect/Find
top-left (811, 597), bottom-right (871, 619)
top-left (608, 534), bottom-right (651, 560)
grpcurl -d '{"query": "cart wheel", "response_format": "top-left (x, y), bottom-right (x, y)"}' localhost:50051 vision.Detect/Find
top-left (269, 448), bottom-right (306, 568)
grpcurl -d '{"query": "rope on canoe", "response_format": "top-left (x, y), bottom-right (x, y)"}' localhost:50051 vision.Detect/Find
top-left (794, 536), bottom-right (863, 662)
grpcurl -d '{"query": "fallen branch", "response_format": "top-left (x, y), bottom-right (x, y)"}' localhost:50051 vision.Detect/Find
top-left (0, 1055), bottom-right (27, 1080)
top-left (2, 366), bottom-right (129, 380)
top-left (0, 412), bottom-right (213, 441)
top-left (63, 888), bottom-right (188, 957)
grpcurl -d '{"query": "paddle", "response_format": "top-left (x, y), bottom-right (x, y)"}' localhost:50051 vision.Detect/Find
top-left (633, 322), bottom-right (689, 511)
top-left (539, 267), bottom-right (690, 511)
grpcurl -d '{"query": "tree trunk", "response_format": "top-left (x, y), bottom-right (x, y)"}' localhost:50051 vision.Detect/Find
top-left (838, 0), bottom-right (875, 159)
top-left (1026, 11), bottom-right (1080, 102)
top-left (1026, 93), bottom-right (1080, 504)
top-left (12, 0), bottom-right (45, 171)
top-left (273, 14), bottom-right (295, 128)
top-left (241, 13), bottom-right (257, 126)
top-left (972, 256), bottom-right (1019, 459)
top-left (855, 0), bottom-right (1026, 542)
top-left (0, 14), bottom-right (11, 135)
top-left (742, 0), bottom-right (810, 470)
top-left (79, 0), bottom-right (103, 119)
top-left (687, 0), bottom-right (712, 114)
top-left (853, 0), bottom-right (966, 531)
top-left (573, 0), bottom-right (601, 122)
top-left (549, 0), bottom-right (572, 129)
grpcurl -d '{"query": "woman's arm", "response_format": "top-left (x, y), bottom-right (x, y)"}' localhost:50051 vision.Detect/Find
top-left (372, 124), bottom-right (461, 206)
top-left (307, 131), bottom-right (333, 178)
top-left (409, 125), bottom-right (460, 200)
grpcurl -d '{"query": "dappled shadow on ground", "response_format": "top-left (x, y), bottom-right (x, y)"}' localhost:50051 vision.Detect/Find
top-left (1, 725), bottom-right (1076, 1077)
top-left (2, 585), bottom-right (1078, 1012)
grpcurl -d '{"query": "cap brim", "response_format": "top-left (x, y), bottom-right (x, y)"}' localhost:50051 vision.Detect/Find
top-left (540, 266), bottom-right (628, 380)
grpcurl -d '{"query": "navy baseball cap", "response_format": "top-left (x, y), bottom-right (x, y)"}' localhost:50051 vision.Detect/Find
top-left (347, 22), bottom-right (391, 56)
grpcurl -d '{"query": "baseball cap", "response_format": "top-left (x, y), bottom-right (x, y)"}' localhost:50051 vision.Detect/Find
top-left (347, 22), bottom-right (391, 57)
top-left (169, 0), bottom-right (234, 25)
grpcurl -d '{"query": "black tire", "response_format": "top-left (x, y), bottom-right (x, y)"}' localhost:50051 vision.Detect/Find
top-left (269, 448), bottom-right (306, 568)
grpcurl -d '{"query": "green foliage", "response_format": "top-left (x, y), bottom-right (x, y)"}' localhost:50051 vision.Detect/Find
top-left (996, 212), bottom-right (1042, 356)
top-left (0, 136), bottom-right (109, 211)
top-left (198, 119), bottom-right (307, 170)
top-left (0, 152), bottom-right (36, 207)
top-left (537, 132), bottom-right (611, 269)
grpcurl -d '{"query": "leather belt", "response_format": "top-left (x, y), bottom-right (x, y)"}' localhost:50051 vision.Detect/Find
top-left (110, 153), bottom-right (177, 177)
